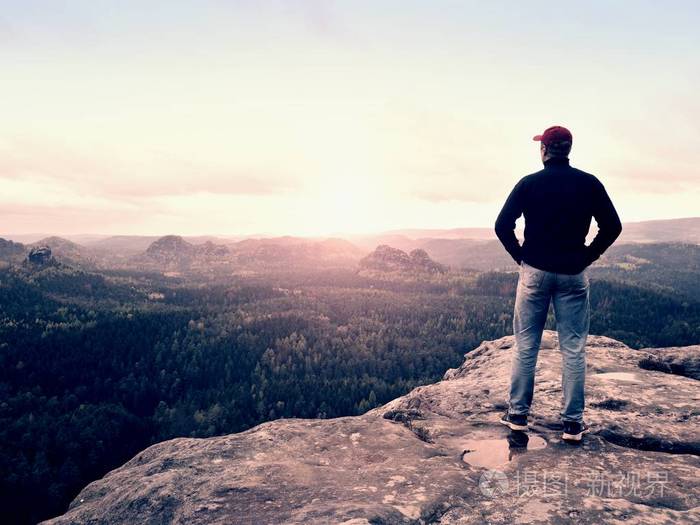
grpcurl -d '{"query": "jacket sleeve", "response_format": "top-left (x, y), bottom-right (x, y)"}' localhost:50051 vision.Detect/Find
top-left (585, 179), bottom-right (622, 264)
top-left (495, 177), bottom-right (527, 265)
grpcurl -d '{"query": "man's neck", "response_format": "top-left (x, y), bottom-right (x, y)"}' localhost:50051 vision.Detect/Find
top-left (543, 156), bottom-right (570, 166)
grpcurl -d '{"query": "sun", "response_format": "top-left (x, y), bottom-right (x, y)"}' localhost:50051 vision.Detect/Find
top-left (313, 174), bottom-right (383, 235)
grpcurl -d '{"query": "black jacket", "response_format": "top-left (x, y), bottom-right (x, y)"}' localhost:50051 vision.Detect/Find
top-left (495, 157), bottom-right (622, 274)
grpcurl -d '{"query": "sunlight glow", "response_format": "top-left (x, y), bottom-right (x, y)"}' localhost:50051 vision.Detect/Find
top-left (1, 2), bottom-right (699, 235)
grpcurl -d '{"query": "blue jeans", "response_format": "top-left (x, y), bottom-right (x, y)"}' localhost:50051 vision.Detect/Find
top-left (508, 260), bottom-right (590, 423)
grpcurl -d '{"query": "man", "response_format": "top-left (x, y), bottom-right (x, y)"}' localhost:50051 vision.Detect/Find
top-left (495, 125), bottom-right (622, 442)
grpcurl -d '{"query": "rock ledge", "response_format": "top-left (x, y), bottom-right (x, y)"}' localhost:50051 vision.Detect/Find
top-left (44, 331), bottom-right (700, 524)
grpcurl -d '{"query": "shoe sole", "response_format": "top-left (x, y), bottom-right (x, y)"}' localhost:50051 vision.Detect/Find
top-left (499, 419), bottom-right (528, 432)
top-left (562, 427), bottom-right (590, 441)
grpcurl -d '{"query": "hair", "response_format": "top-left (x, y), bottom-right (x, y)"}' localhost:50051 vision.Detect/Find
top-left (545, 140), bottom-right (572, 158)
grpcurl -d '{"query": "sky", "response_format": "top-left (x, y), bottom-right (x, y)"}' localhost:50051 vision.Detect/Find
top-left (1, 1), bottom-right (699, 237)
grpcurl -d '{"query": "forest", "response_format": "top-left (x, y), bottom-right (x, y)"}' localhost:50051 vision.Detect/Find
top-left (2, 247), bottom-right (700, 524)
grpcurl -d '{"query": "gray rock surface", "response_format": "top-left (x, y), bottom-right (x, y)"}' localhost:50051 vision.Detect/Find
top-left (638, 344), bottom-right (700, 381)
top-left (44, 331), bottom-right (700, 524)
top-left (26, 245), bottom-right (53, 265)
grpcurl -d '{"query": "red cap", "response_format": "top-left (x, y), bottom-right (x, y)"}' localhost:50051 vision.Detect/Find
top-left (532, 125), bottom-right (572, 146)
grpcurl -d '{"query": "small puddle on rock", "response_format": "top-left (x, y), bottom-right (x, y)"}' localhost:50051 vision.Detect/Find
top-left (594, 372), bottom-right (638, 382)
top-left (461, 434), bottom-right (547, 469)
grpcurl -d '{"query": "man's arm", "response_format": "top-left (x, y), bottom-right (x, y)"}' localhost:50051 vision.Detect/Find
top-left (495, 177), bottom-right (528, 265)
top-left (585, 179), bottom-right (622, 265)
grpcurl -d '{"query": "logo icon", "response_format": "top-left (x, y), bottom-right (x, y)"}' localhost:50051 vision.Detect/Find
top-left (479, 469), bottom-right (509, 497)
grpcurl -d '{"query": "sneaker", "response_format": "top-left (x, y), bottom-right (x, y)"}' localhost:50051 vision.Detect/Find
top-left (562, 420), bottom-right (590, 441)
top-left (500, 410), bottom-right (528, 431)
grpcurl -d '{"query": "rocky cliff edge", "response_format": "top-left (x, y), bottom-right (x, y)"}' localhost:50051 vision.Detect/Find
top-left (44, 331), bottom-right (700, 525)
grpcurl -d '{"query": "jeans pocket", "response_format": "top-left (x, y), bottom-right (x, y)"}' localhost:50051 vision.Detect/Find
top-left (520, 262), bottom-right (546, 288)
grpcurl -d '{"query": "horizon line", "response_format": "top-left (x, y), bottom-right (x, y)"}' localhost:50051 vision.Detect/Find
top-left (2, 215), bottom-right (699, 243)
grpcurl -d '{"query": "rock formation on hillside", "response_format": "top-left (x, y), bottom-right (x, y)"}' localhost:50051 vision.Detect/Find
top-left (145, 235), bottom-right (197, 261)
top-left (407, 249), bottom-right (447, 273)
top-left (142, 235), bottom-right (230, 268)
top-left (44, 331), bottom-right (700, 524)
top-left (26, 246), bottom-right (54, 266)
top-left (31, 236), bottom-right (89, 263)
top-left (359, 245), bottom-right (447, 274)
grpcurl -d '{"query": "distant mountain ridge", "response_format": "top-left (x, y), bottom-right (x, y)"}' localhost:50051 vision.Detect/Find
top-left (359, 244), bottom-right (447, 274)
top-left (131, 235), bottom-right (366, 271)
top-left (230, 236), bottom-right (364, 268)
top-left (346, 216), bottom-right (700, 248)
top-left (145, 235), bottom-right (199, 259)
top-left (0, 238), bottom-right (25, 263)
top-left (4, 215), bottom-right (700, 248)
top-left (617, 216), bottom-right (700, 243)
top-left (138, 235), bottom-right (230, 270)
top-left (2, 216), bottom-right (699, 274)
top-left (29, 236), bottom-right (92, 264)
top-left (0, 236), bottom-right (95, 267)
